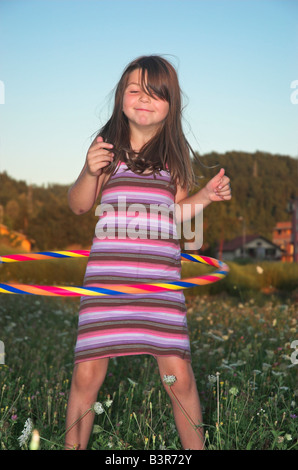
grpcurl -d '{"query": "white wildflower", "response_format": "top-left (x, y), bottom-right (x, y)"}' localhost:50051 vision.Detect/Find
top-left (92, 402), bottom-right (104, 415)
top-left (104, 399), bottom-right (113, 408)
top-left (208, 374), bottom-right (217, 384)
top-left (163, 375), bottom-right (177, 386)
top-left (229, 386), bottom-right (239, 397)
top-left (127, 377), bottom-right (138, 386)
top-left (18, 418), bottom-right (33, 447)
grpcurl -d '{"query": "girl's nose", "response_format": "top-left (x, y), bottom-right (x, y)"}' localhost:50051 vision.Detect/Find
top-left (139, 91), bottom-right (150, 102)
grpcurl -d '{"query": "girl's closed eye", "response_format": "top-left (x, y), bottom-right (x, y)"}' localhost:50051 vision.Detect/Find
top-left (126, 83), bottom-right (140, 94)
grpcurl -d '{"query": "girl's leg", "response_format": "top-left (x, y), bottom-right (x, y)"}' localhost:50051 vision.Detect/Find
top-left (65, 357), bottom-right (109, 450)
top-left (156, 356), bottom-right (204, 450)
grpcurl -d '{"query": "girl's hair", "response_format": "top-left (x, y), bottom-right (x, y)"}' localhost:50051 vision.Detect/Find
top-left (96, 55), bottom-right (199, 190)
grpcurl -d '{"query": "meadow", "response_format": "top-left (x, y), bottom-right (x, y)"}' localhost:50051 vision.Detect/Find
top-left (0, 254), bottom-right (297, 450)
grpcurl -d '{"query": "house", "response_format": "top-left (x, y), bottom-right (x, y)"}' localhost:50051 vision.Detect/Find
top-left (0, 224), bottom-right (33, 252)
top-left (217, 235), bottom-right (283, 261)
top-left (272, 221), bottom-right (293, 262)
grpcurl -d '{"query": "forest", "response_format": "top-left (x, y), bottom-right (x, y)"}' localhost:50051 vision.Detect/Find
top-left (0, 150), bottom-right (297, 255)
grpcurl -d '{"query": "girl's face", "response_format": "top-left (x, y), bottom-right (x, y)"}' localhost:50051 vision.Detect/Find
top-left (122, 68), bottom-right (169, 137)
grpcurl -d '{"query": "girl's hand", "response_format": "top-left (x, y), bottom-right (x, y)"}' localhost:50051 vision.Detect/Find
top-left (205, 168), bottom-right (232, 202)
top-left (86, 136), bottom-right (114, 177)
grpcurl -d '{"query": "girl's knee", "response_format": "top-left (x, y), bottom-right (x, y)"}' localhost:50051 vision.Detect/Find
top-left (73, 363), bottom-right (93, 389)
top-left (158, 357), bottom-right (195, 395)
top-left (169, 371), bottom-right (194, 395)
top-left (72, 359), bottom-right (108, 393)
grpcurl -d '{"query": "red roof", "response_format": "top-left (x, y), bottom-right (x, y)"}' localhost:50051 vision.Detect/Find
top-left (274, 221), bottom-right (292, 229)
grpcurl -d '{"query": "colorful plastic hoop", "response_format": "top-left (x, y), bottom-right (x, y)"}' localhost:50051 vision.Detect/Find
top-left (0, 250), bottom-right (229, 297)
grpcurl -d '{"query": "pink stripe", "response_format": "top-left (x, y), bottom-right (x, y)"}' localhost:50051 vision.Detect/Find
top-left (99, 211), bottom-right (174, 221)
top-left (78, 328), bottom-right (186, 339)
top-left (92, 237), bottom-right (178, 247)
top-left (200, 256), bottom-right (217, 267)
top-left (128, 284), bottom-right (167, 292)
top-left (5, 254), bottom-right (36, 261)
top-left (80, 305), bottom-right (185, 316)
top-left (199, 274), bottom-right (220, 281)
top-left (103, 186), bottom-right (171, 196)
top-left (69, 250), bottom-right (90, 257)
top-left (33, 285), bottom-right (80, 296)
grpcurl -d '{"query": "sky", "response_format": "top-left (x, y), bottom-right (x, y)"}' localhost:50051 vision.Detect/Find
top-left (0, 0), bottom-right (297, 186)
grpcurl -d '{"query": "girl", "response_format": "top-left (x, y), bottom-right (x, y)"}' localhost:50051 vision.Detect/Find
top-left (65, 55), bottom-right (231, 450)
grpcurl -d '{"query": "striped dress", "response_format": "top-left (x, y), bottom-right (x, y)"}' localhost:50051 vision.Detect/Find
top-left (74, 161), bottom-right (191, 363)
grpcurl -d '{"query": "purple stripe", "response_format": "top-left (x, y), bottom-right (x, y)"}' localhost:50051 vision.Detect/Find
top-left (75, 337), bottom-right (190, 353)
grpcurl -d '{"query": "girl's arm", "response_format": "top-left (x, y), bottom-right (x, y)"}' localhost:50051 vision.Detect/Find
top-left (68, 137), bottom-right (114, 215)
top-left (175, 168), bottom-right (231, 222)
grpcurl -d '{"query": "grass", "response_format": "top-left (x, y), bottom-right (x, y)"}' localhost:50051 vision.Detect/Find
top-left (0, 248), bottom-right (297, 450)
top-left (0, 292), bottom-right (297, 450)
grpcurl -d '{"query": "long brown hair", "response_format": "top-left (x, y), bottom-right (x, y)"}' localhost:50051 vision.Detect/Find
top-left (96, 55), bottom-right (199, 191)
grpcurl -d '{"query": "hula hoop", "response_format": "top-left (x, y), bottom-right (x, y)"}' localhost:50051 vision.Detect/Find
top-left (0, 250), bottom-right (229, 297)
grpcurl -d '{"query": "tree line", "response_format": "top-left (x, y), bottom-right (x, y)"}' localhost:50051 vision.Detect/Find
top-left (0, 150), bottom-right (297, 255)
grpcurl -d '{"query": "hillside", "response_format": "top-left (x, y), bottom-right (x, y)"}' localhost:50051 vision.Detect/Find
top-left (191, 150), bottom-right (297, 252)
top-left (0, 150), bottom-right (297, 254)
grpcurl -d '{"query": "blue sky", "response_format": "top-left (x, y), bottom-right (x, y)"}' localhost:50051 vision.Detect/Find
top-left (0, 0), bottom-right (297, 185)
